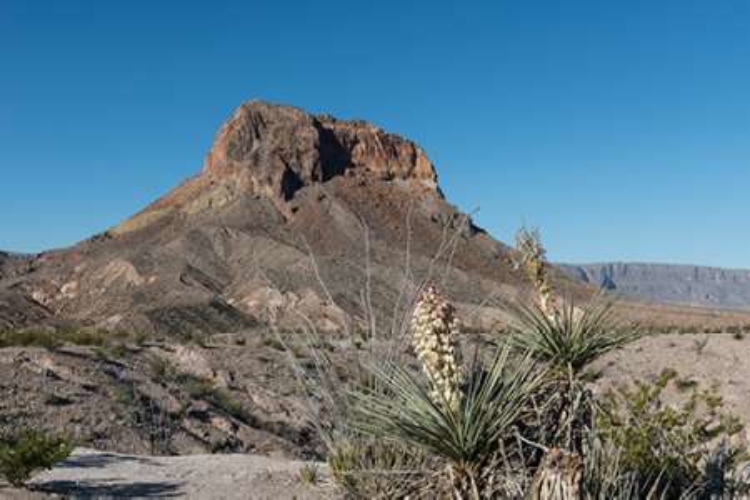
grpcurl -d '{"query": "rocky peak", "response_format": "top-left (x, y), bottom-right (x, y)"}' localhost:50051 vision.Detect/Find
top-left (203, 100), bottom-right (439, 200)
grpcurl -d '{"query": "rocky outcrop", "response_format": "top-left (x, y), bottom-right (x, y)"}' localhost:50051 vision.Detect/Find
top-left (204, 101), bottom-right (439, 198)
top-left (117, 101), bottom-right (440, 232)
top-left (560, 262), bottom-right (750, 310)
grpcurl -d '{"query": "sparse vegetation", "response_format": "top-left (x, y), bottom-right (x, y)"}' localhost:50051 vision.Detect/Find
top-left (298, 463), bottom-right (319, 485)
top-left (282, 228), bottom-right (750, 499)
top-left (183, 376), bottom-right (247, 422)
top-left (597, 369), bottom-right (748, 498)
top-left (693, 337), bottom-right (710, 355)
top-left (0, 328), bottom-right (144, 351)
top-left (263, 337), bottom-right (287, 351)
top-left (328, 439), bottom-right (428, 497)
top-left (0, 429), bottom-right (73, 488)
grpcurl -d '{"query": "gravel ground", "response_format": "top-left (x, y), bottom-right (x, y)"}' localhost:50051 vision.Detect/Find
top-left (0, 448), bottom-right (339, 499)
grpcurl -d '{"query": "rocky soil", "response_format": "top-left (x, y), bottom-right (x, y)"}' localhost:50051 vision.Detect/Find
top-left (3, 330), bottom-right (750, 498)
top-left (0, 332), bottom-right (322, 459)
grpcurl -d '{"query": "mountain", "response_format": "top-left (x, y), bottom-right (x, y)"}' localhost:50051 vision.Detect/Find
top-left (3, 100), bottom-right (749, 337)
top-left (560, 262), bottom-right (750, 310)
top-left (0, 101), bottom-right (585, 336)
top-left (4, 101), bottom-right (750, 458)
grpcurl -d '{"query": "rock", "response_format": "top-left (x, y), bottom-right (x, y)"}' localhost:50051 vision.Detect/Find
top-left (203, 101), bottom-right (439, 202)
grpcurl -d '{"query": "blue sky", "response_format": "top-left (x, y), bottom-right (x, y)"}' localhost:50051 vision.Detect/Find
top-left (2, 1), bottom-right (749, 267)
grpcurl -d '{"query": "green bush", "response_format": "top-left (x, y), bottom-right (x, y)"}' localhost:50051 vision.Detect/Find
top-left (597, 369), bottom-right (747, 498)
top-left (0, 429), bottom-right (73, 487)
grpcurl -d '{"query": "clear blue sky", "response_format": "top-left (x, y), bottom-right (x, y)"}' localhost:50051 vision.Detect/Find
top-left (2, 1), bottom-right (749, 267)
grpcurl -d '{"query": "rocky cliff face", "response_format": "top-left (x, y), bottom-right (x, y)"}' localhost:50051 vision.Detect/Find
top-left (560, 262), bottom-right (750, 310)
top-left (116, 101), bottom-right (439, 232)
top-left (205, 102), bottom-right (438, 196)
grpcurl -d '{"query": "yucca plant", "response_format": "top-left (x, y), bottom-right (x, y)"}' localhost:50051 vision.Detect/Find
top-left (503, 296), bottom-right (641, 457)
top-left (504, 297), bottom-right (640, 377)
top-left (348, 345), bottom-right (545, 498)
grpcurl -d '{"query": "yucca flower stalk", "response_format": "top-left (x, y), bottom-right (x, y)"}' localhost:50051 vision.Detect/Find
top-left (516, 227), bottom-right (558, 317)
top-left (411, 285), bottom-right (462, 409)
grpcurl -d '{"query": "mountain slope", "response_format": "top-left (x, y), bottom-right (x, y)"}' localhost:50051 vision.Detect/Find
top-left (560, 262), bottom-right (750, 310)
top-left (0, 101), bottom-right (583, 336)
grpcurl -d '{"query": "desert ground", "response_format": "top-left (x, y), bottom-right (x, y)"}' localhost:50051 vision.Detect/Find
top-left (1, 329), bottom-right (750, 498)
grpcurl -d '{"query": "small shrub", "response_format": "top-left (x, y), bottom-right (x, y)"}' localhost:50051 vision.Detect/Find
top-left (328, 439), bottom-right (428, 498)
top-left (262, 337), bottom-right (286, 351)
top-left (597, 369), bottom-right (747, 498)
top-left (43, 394), bottom-right (73, 407)
top-left (184, 377), bottom-right (248, 422)
top-left (0, 429), bottom-right (73, 487)
top-left (298, 463), bottom-right (319, 485)
top-left (674, 376), bottom-right (698, 392)
top-left (149, 356), bottom-right (178, 383)
top-left (0, 330), bottom-right (59, 349)
top-left (693, 337), bottom-right (710, 355)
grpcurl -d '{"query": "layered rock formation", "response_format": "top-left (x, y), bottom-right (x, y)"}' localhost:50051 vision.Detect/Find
top-left (561, 262), bottom-right (750, 310)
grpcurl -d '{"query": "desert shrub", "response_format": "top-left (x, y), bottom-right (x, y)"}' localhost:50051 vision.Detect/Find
top-left (298, 463), bottom-right (319, 485)
top-left (581, 434), bottom-right (642, 500)
top-left (0, 429), bottom-right (73, 487)
top-left (183, 376), bottom-right (248, 422)
top-left (328, 438), bottom-right (429, 497)
top-left (0, 328), bottom-right (138, 350)
top-left (596, 369), bottom-right (748, 498)
top-left (0, 330), bottom-right (60, 349)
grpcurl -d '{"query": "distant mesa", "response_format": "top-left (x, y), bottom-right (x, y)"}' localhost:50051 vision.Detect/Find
top-left (560, 262), bottom-right (750, 310)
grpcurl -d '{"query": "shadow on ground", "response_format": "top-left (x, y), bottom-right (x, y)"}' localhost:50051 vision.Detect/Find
top-left (32, 479), bottom-right (183, 498)
top-left (55, 452), bottom-right (165, 469)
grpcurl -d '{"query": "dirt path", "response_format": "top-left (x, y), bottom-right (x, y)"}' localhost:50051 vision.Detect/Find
top-left (1, 448), bottom-right (339, 499)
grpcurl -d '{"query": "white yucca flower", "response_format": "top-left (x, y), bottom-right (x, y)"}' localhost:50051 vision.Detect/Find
top-left (411, 286), bottom-right (461, 409)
